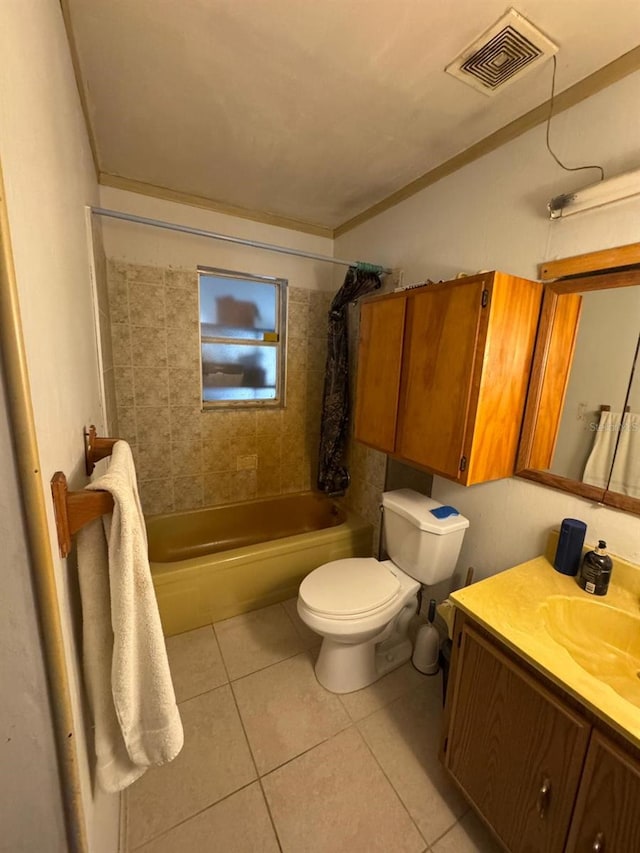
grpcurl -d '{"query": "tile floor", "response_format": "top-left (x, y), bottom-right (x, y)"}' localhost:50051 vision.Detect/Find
top-left (124, 600), bottom-right (502, 852)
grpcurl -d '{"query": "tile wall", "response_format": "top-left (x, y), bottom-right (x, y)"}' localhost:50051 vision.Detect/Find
top-left (107, 260), bottom-right (332, 515)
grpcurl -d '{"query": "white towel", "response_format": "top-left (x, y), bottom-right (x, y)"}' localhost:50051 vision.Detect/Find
top-left (582, 411), bottom-right (621, 489)
top-left (77, 441), bottom-right (183, 792)
top-left (608, 412), bottom-right (640, 498)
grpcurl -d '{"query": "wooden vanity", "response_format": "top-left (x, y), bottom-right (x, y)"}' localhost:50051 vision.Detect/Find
top-left (440, 556), bottom-right (640, 853)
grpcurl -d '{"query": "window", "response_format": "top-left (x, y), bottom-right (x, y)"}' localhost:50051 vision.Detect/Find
top-left (198, 266), bottom-right (287, 407)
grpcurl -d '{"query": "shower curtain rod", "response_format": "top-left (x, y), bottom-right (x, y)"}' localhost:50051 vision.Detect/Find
top-left (91, 207), bottom-right (391, 275)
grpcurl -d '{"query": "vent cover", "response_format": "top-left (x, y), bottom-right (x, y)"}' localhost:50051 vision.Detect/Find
top-left (445, 8), bottom-right (558, 96)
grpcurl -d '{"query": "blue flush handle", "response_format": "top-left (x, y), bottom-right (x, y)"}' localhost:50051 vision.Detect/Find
top-left (430, 505), bottom-right (460, 519)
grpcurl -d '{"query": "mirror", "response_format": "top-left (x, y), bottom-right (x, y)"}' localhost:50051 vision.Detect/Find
top-left (517, 260), bottom-right (640, 516)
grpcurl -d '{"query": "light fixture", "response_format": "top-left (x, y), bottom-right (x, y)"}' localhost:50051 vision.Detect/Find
top-left (548, 167), bottom-right (640, 219)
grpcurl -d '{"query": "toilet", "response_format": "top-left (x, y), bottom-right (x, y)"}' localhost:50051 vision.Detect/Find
top-left (297, 489), bottom-right (469, 693)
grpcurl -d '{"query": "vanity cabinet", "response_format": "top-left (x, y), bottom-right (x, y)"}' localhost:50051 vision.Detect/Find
top-left (566, 732), bottom-right (640, 853)
top-left (354, 271), bottom-right (541, 485)
top-left (443, 622), bottom-right (590, 853)
top-left (442, 612), bottom-right (640, 853)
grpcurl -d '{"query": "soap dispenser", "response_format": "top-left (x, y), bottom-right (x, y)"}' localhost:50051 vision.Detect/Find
top-left (577, 540), bottom-right (613, 596)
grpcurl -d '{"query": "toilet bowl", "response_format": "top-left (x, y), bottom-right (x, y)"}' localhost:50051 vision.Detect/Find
top-left (297, 489), bottom-right (469, 694)
top-left (297, 558), bottom-right (420, 693)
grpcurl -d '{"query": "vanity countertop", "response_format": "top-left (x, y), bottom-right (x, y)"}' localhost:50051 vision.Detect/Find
top-left (450, 553), bottom-right (640, 749)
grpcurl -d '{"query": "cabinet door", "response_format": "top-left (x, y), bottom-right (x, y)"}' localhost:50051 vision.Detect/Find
top-left (396, 280), bottom-right (484, 478)
top-left (566, 731), bottom-right (640, 853)
top-left (444, 627), bottom-right (590, 853)
top-left (354, 295), bottom-right (406, 453)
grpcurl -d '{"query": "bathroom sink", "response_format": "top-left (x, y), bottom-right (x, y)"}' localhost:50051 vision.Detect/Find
top-left (539, 595), bottom-right (640, 708)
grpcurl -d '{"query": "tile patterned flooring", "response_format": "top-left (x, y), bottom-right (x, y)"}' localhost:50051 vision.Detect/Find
top-left (124, 600), bottom-right (502, 852)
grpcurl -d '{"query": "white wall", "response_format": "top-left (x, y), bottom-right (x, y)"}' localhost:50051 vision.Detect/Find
top-left (99, 187), bottom-right (336, 293)
top-left (0, 2), bottom-right (119, 850)
top-left (336, 69), bottom-right (640, 579)
top-left (0, 353), bottom-right (68, 852)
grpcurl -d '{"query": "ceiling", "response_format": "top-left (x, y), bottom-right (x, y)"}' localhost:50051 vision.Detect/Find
top-left (65, 0), bottom-right (640, 234)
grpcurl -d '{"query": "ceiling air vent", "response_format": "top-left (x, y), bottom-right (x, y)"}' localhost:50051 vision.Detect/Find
top-left (445, 8), bottom-right (558, 96)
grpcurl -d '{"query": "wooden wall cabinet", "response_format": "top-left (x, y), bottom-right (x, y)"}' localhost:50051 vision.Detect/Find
top-left (354, 271), bottom-right (541, 485)
top-left (442, 613), bottom-right (640, 853)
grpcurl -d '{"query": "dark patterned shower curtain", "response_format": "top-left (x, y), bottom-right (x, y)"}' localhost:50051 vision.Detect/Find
top-left (317, 266), bottom-right (382, 494)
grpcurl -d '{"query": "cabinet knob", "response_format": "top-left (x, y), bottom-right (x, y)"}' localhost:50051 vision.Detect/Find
top-left (592, 832), bottom-right (605, 852)
top-left (536, 777), bottom-right (552, 819)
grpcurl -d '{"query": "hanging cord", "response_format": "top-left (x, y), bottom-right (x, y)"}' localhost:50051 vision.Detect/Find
top-left (545, 56), bottom-right (604, 181)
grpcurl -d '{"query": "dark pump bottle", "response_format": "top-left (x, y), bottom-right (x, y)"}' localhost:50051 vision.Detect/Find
top-left (577, 540), bottom-right (613, 596)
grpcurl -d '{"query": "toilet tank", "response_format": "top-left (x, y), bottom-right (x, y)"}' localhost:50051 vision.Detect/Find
top-left (381, 489), bottom-right (469, 585)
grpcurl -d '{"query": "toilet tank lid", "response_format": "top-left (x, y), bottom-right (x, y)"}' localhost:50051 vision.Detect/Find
top-left (382, 489), bottom-right (470, 534)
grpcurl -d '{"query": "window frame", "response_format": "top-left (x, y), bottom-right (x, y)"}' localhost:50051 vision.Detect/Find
top-left (197, 265), bottom-right (288, 410)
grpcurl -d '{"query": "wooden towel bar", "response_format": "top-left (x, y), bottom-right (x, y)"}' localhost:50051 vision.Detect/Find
top-left (51, 425), bottom-right (118, 558)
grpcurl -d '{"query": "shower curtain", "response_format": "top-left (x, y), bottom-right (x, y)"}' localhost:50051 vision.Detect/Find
top-left (317, 266), bottom-right (381, 494)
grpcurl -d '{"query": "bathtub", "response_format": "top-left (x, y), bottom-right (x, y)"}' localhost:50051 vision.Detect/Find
top-left (147, 492), bottom-right (373, 636)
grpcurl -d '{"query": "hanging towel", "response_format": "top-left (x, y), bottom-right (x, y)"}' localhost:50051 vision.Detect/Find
top-left (582, 410), bottom-right (621, 489)
top-left (608, 412), bottom-right (640, 497)
top-left (77, 441), bottom-right (183, 792)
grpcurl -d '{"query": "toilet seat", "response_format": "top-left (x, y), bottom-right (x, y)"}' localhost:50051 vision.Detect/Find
top-left (299, 558), bottom-right (401, 618)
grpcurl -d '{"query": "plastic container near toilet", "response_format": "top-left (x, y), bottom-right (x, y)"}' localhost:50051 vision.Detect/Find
top-left (297, 489), bottom-right (469, 694)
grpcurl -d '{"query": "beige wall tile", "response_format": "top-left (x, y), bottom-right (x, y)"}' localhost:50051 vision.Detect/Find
top-left (202, 436), bottom-right (233, 474)
top-left (229, 433), bottom-right (257, 460)
top-left (110, 260), bottom-right (325, 515)
top-left (166, 324), bottom-right (200, 369)
top-left (103, 368), bottom-right (119, 436)
top-left (114, 365), bottom-right (135, 409)
top-left (307, 335), bottom-right (327, 370)
top-left (137, 443), bottom-right (172, 480)
top-left (236, 454), bottom-right (257, 471)
top-left (257, 465), bottom-right (281, 497)
top-left (117, 407), bottom-right (137, 445)
top-left (287, 301), bottom-right (309, 338)
top-left (169, 368), bottom-right (200, 407)
top-left (231, 470), bottom-right (257, 502)
top-left (257, 433), bottom-right (281, 468)
top-left (134, 367), bottom-right (170, 407)
top-left (173, 475), bottom-right (204, 511)
top-left (107, 276), bottom-right (129, 324)
top-left (126, 263), bottom-right (164, 285)
top-left (99, 308), bottom-right (114, 371)
top-left (111, 323), bottom-right (132, 366)
top-left (203, 471), bottom-right (233, 505)
top-left (226, 410), bottom-right (257, 436)
top-left (137, 406), bottom-right (171, 446)
top-left (130, 326), bottom-right (168, 368)
top-left (165, 268), bottom-right (197, 290)
top-left (171, 439), bottom-right (203, 476)
top-left (170, 406), bottom-right (202, 440)
top-left (256, 409), bottom-right (282, 439)
top-left (138, 478), bottom-right (174, 515)
top-left (288, 285), bottom-right (310, 305)
top-left (129, 284), bottom-right (166, 329)
top-left (166, 287), bottom-right (199, 327)
top-left (287, 336), bottom-right (307, 370)
top-left (281, 465), bottom-right (305, 494)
